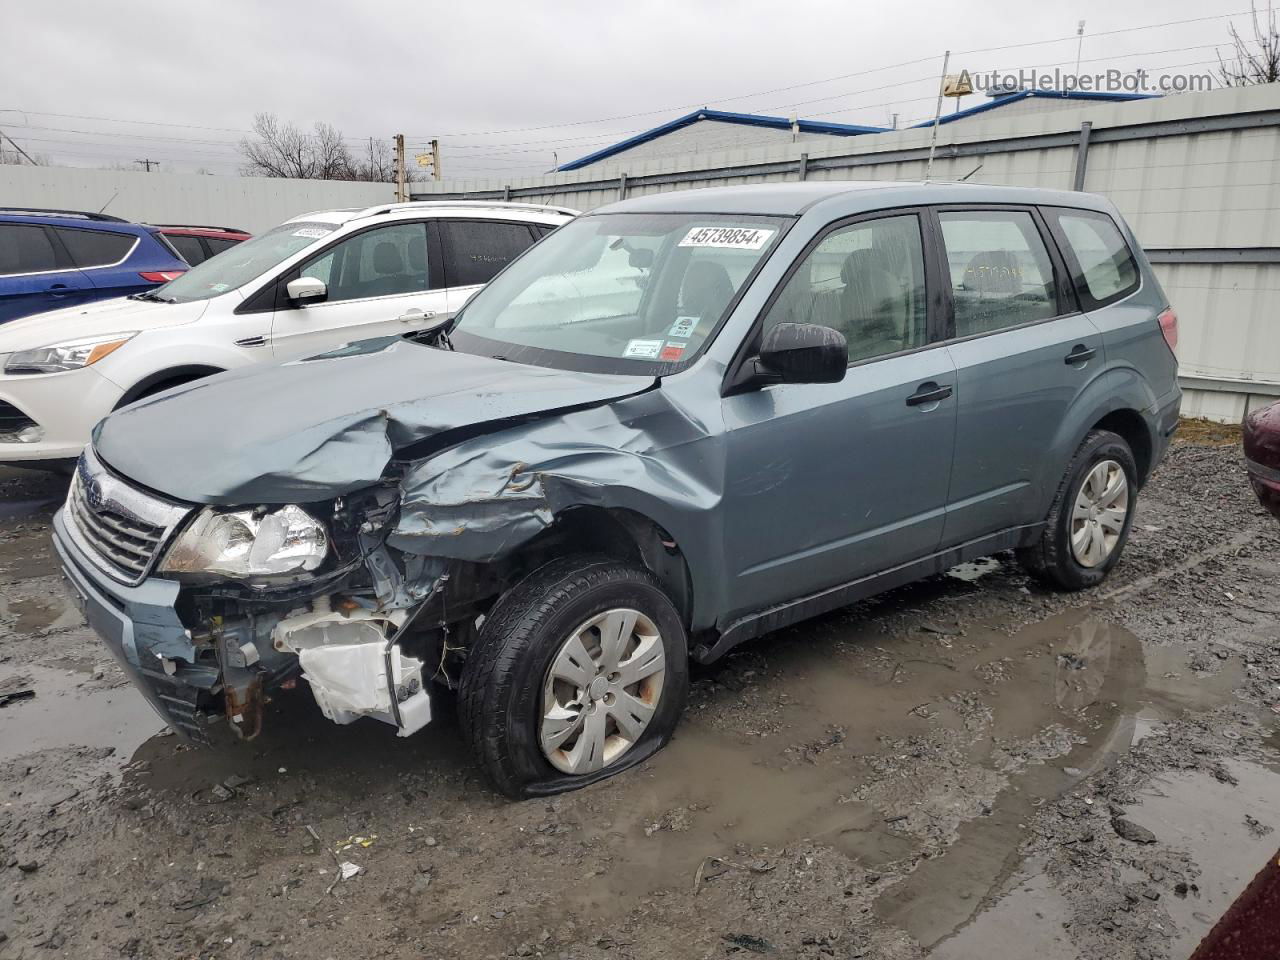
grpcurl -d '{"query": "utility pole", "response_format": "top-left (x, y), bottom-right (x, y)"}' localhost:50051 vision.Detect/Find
top-left (0, 128), bottom-right (36, 165)
top-left (394, 134), bottom-right (406, 202)
top-left (1075, 20), bottom-right (1086, 79)
top-left (926, 49), bottom-right (950, 180)
top-left (135, 158), bottom-right (158, 172)
top-left (430, 138), bottom-right (441, 181)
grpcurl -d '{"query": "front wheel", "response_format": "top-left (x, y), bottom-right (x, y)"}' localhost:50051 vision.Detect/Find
top-left (1017, 429), bottom-right (1138, 590)
top-left (458, 556), bottom-right (688, 798)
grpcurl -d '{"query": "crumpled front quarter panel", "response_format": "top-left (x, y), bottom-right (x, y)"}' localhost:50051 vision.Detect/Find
top-left (390, 386), bottom-right (729, 627)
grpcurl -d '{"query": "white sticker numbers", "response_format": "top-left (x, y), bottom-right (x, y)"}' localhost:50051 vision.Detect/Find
top-left (292, 227), bottom-right (332, 239)
top-left (623, 339), bottom-right (664, 359)
top-left (668, 316), bottom-right (699, 339)
top-left (678, 226), bottom-right (775, 250)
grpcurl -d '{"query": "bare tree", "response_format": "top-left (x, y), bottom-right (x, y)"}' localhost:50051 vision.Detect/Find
top-left (239, 113), bottom-right (407, 182)
top-left (1217, 4), bottom-right (1280, 86)
top-left (0, 137), bottom-right (47, 166)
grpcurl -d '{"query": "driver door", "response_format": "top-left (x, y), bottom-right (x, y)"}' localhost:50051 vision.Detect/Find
top-left (269, 220), bottom-right (448, 360)
top-left (720, 211), bottom-right (957, 620)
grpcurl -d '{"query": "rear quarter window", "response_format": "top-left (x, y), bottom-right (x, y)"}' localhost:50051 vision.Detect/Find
top-left (1046, 208), bottom-right (1140, 308)
top-left (165, 234), bottom-right (208, 266)
top-left (54, 227), bottom-right (138, 269)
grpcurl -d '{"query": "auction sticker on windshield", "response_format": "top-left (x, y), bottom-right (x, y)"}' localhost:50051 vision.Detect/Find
top-left (678, 226), bottom-right (775, 250)
top-left (292, 227), bottom-right (332, 239)
top-left (624, 339), bottom-right (664, 359)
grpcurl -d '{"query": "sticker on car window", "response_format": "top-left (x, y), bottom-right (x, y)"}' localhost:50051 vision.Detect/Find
top-left (209, 283), bottom-right (230, 293)
top-left (668, 316), bottom-right (699, 339)
top-left (623, 339), bottom-right (664, 359)
top-left (292, 227), bottom-right (332, 239)
top-left (660, 343), bottom-right (686, 362)
top-left (678, 226), bottom-right (775, 250)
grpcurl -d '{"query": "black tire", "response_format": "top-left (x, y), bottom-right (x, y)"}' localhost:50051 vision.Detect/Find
top-left (458, 555), bottom-right (688, 799)
top-left (1017, 429), bottom-right (1138, 591)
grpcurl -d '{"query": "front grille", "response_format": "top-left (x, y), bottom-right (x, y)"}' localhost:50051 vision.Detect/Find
top-left (0, 400), bottom-right (37, 434)
top-left (63, 448), bottom-right (191, 585)
top-left (68, 474), bottom-right (167, 578)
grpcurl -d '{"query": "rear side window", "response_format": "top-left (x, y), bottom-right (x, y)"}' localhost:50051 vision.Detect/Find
top-left (166, 234), bottom-right (208, 266)
top-left (441, 220), bottom-right (537, 287)
top-left (938, 210), bottom-right (1057, 338)
top-left (205, 237), bottom-right (241, 256)
top-left (54, 227), bottom-right (136, 269)
top-left (0, 224), bottom-right (60, 275)
top-left (1049, 209), bottom-right (1140, 307)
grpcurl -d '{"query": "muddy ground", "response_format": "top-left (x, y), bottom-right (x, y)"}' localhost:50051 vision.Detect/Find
top-left (1, 429), bottom-right (1278, 960)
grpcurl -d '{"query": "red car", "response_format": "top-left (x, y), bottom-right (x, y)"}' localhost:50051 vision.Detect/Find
top-left (152, 225), bottom-right (250, 267)
top-left (1243, 400), bottom-right (1280, 518)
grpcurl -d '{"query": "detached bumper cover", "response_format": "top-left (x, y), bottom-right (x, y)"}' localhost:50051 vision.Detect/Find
top-left (53, 508), bottom-right (214, 742)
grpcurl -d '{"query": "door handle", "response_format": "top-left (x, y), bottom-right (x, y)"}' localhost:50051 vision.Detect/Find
top-left (1064, 345), bottom-right (1096, 365)
top-left (906, 382), bottom-right (953, 407)
top-left (47, 283), bottom-right (70, 298)
top-left (398, 308), bottom-right (437, 324)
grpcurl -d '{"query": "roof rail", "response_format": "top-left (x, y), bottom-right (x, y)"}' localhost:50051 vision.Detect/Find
top-left (351, 199), bottom-right (581, 219)
top-left (0, 207), bottom-right (130, 223)
top-left (152, 224), bottom-right (248, 233)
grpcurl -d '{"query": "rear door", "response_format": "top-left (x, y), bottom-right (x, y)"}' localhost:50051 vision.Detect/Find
top-left (933, 205), bottom-right (1102, 547)
top-left (439, 219), bottom-right (542, 314)
top-left (0, 223), bottom-right (93, 322)
top-left (268, 220), bottom-right (449, 359)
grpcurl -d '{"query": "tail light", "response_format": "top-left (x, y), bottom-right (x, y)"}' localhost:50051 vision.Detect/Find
top-left (139, 270), bottom-right (185, 283)
top-left (1157, 307), bottom-right (1178, 355)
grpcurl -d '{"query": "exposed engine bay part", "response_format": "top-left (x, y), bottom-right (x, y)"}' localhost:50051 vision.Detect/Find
top-left (272, 600), bottom-right (431, 736)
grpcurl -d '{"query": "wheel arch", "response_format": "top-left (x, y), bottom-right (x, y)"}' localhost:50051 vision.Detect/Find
top-left (114, 364), bottom-right (227, 409)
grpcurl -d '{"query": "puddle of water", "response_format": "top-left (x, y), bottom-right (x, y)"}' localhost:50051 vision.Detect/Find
top-left (930, 863), bottom-right (1079, 960)
top-left (946, 557), bottom-right (1003, 583)
top-left (1133, 759), bottom-right (1280, 957)
top-left (0, 593), bottom-right (82, 633)
top-left (0, 495), bottom-right (60, 524)
top-left (0, 663), bottom-right (162, 764)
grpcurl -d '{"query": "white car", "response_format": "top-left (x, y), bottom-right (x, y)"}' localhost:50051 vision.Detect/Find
top-left (0, 200), bottom-right (576, 466)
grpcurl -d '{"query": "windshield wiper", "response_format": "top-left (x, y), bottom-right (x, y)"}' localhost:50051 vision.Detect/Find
top-left (128, 291), bottom-right (175, 303)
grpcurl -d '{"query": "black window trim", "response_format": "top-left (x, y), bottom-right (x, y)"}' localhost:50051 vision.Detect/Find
top-left (1039, 204), bottom-right (1143, 312)
top-left (722, 205), bottom-right (946, 396)
top-left (234, 218), bottom-right (444, 315)
top-left (927, 202), bottom-right (1082, 348)
top-left (437, 217), bottom-right (541, 289)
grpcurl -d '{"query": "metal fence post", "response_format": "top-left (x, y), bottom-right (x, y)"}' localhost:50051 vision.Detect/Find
top-left (503, 185), bottom-right (511, 201)
top-left (797, 152), bottom-right (809, 181)
top-left (618, 173), bottom-right (628, 200)
top-left (1073, 121), bottom-right (1092, 192)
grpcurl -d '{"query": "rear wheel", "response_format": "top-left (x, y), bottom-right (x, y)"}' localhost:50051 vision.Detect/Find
top-left (1017, 429), bottom-right (1138, 590)
top-left (458, 556), bottom-right (688, 798)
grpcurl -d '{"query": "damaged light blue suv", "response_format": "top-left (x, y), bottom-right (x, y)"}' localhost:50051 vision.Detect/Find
top-left (53, 182), bottom-right (1180, 797)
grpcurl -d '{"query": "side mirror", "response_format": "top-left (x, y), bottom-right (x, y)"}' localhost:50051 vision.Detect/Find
top-left (757, 322), bottom-right (848, 384)
top-left (286, 276), bottom-right (327, 303)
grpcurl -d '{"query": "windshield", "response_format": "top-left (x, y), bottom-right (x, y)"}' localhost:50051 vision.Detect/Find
top-left (450, 213), bottom-right (788, 370)
top-left (155, 221), bottom-right (339, 303)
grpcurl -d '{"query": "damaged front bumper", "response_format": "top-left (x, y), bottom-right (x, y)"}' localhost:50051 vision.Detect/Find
top-left (53, 506), bottom-right (436, 744)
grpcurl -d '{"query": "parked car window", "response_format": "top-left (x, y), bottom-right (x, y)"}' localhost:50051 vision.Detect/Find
top-left (763, 214), bottom-right (927, 363)
top-left (158, 221), bottom-right (337, 303)
top-left (204, 237), bottom-right (240, 256)
top-left (0, 224), bottom-right (59, 276)
top-left (298, 222), bottom-right (429, 303)
top-left (1054, 210), bottom-right (1139, 304)
top-left (165, 234), bottom-right (208, 266)
top-left (53, 227), bottom-right (136, 269)
top-left (939, 210), bottom-right (1057, 337)
top-left (442, 220), bottom-right (537, 287)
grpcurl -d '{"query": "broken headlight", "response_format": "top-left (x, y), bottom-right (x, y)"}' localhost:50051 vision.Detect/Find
top-left (158, 505), bottom-right (329, 581)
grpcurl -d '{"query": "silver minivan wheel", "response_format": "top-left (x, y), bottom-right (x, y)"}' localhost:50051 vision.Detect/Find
top-left (540, 608), bottom-right (666, 775)
top-left (1070, 459), bottom-right (1129, 567)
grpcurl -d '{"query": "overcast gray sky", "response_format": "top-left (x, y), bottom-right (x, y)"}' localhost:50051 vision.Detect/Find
top-left (1, 0), bottom-right (1263, 179)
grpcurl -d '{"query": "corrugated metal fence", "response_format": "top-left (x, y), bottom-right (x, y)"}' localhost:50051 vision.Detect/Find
top-left (413, 85), bottom-right (1280, 422)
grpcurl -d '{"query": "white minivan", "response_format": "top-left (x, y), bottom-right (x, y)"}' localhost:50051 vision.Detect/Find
top-left (0, 200), bottom-right (576, 466)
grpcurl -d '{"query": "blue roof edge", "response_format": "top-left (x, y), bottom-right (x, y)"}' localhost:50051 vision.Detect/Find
top-left (909, 89), bottom-right (1158, 128)
top-left (557, 108), bottom-right (887, 172)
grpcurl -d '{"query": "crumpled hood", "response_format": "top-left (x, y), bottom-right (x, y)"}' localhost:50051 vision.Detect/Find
top-left (93, 336), bottom-right (655, 504)
top-left (0, 297), bottom-right (210, 354)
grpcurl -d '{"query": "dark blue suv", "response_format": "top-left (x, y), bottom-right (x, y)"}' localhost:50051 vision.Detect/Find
top-left (0, 209), bottom-right (189, 323)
